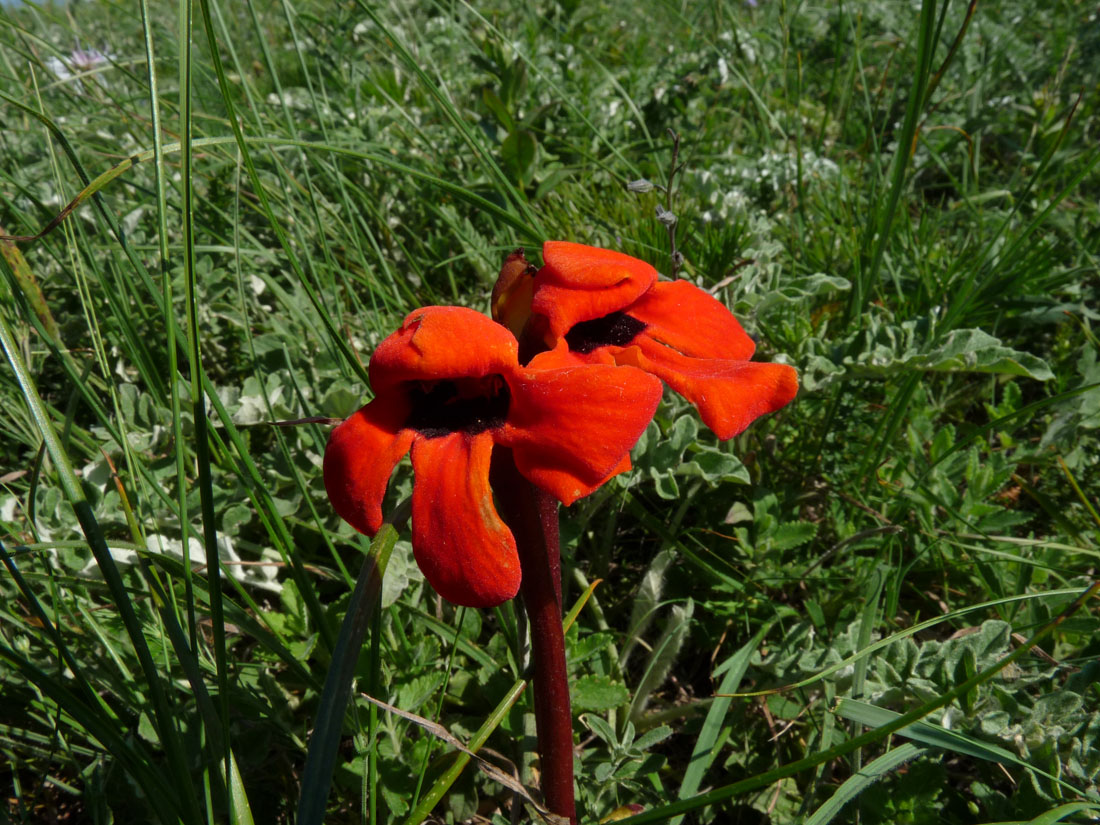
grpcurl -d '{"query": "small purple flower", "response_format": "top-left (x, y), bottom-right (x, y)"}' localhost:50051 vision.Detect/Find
top-left (46, 48), bottom-right (113, 83)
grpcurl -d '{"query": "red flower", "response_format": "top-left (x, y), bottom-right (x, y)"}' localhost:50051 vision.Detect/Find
top-left (323, 306), bottom-right (662, 608)
top-left (498, 242), bottom-right (799, 440)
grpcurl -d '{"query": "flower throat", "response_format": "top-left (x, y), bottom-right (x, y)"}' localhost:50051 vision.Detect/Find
top-left (564, 311), bottom-right (647, 354)
top-left (406, 375), bottom-right (510, 438)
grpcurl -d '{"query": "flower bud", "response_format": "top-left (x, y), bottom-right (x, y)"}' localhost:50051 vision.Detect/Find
top-left (492, 248), bottom-right (537, 339)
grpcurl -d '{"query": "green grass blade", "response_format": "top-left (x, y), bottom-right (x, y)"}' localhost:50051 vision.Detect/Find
top-left (835, 698), bottom-right (1091, 798)
top-left (192, 0), bottom-right (369, 391)
top-left (849, 0), bottom-right (937, 321)
top-left (228, 751), bottom-right (256, 825)
top-left (804, 742), bottom-right (927, 825)
top-left (1022, 802), bottom-right (1100, 825)
top-left (179, 0), bottom-right (234, 803)
top-left (673, 623), bottom-right (772, 823)
top-left (296, 518), bottom-right (402, 825)
top-left (402, 679), bottom-right (528, 825)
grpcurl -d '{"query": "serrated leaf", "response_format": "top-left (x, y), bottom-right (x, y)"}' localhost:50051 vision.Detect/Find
top-left (395, 672), bottom-right (445, 712)
top-left (568, 631), bottom-right (615, 665)
top-left (573, 676), bottom-right (630, 712)
top-left (279, 579), bottom-right (307, 635)
top-left (380, 785), bottom-right (410, 817)
top-left (768, 521), bottom-right (818, 551)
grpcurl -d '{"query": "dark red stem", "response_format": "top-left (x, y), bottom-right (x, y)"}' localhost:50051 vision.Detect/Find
top-left (491, 450), bottom-right (576, 824)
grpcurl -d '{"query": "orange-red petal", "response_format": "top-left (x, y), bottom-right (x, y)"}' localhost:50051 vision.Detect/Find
top-left (533, 242), bottom-right (658, 337)
top-left (497, 364), bottom-right (663, 505)
top-left (525, 342), bottom-right (612, 370)
top-left (627, 280), bottom-right (756, 361)
top-left (370, 306), bottom-right (519, 395)
top-left (409, 432), bottom-right (521, 607)
top-left (323, 394), bottom-right (415, 536)
top-left (620, 340), bottom-right (799, 440)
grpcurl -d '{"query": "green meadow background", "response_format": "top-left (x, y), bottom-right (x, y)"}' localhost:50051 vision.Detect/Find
top-left (1, 0), bottom-right (1098, 822)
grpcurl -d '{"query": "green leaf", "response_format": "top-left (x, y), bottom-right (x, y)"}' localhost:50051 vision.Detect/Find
top-left (568, 631), bottom-right (615, 665)
top-left (380, 540), bottom-right (423, 608)
top-left (650, 467), bottom-right (680, 499)
top-left (280, 579), bottom-right (308, 635)
top-left (321, 384), bottom-right (366, 418)
top-left (297, 524), bottom-right (400, 825)
top-left (768, 521), bottom-right (818, 551)
top-left (573, 675), bottom-right (630, 712)
top-left (221, 503), bottom-right (252, 533)
top-left (630, 601), bottom-right (693, 722)
top-left (839, 318), bottom-right (1055, 382)
top-left (582, 712), bottom-right (619, 745)
top-left (395, 672), bottom-right (446, 713)
top-left (917, 330), bottom-right (1054, 380)
top-left (754, 272), bottom-right (852, 314)
top-left (501, 129), bottom-right (537, 182)
top-left (227, 751), bottom-right (256, 825)
top-left (681, 449), bottom-right (750, 484)
top-left (481, 86), bottom-right (514, 131)
top-left (667, 415), bottom-right (699, 451)
top-left (633, 725), bottom-right (673, 752)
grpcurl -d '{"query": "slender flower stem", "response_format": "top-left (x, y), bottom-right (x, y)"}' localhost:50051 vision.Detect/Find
top-left (491, 450), bottom-right (576, 824)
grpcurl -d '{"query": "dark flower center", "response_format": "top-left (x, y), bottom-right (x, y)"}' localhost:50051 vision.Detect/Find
top-left (406, 375), bottom-right (510, 439)
top-left (564, 311), bottom-right (647, 354)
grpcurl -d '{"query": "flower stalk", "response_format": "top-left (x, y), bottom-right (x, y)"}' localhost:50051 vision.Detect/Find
top-left (492, 449), bottom-right (576, 824)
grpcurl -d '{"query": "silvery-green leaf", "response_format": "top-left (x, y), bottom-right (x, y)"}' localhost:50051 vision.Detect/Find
top-left (915, 329), bottom-right (1054, 380)
top-left (380, 540), bottom-right (423, 608)
top-left (572, 675), bottom-right (630, 712)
